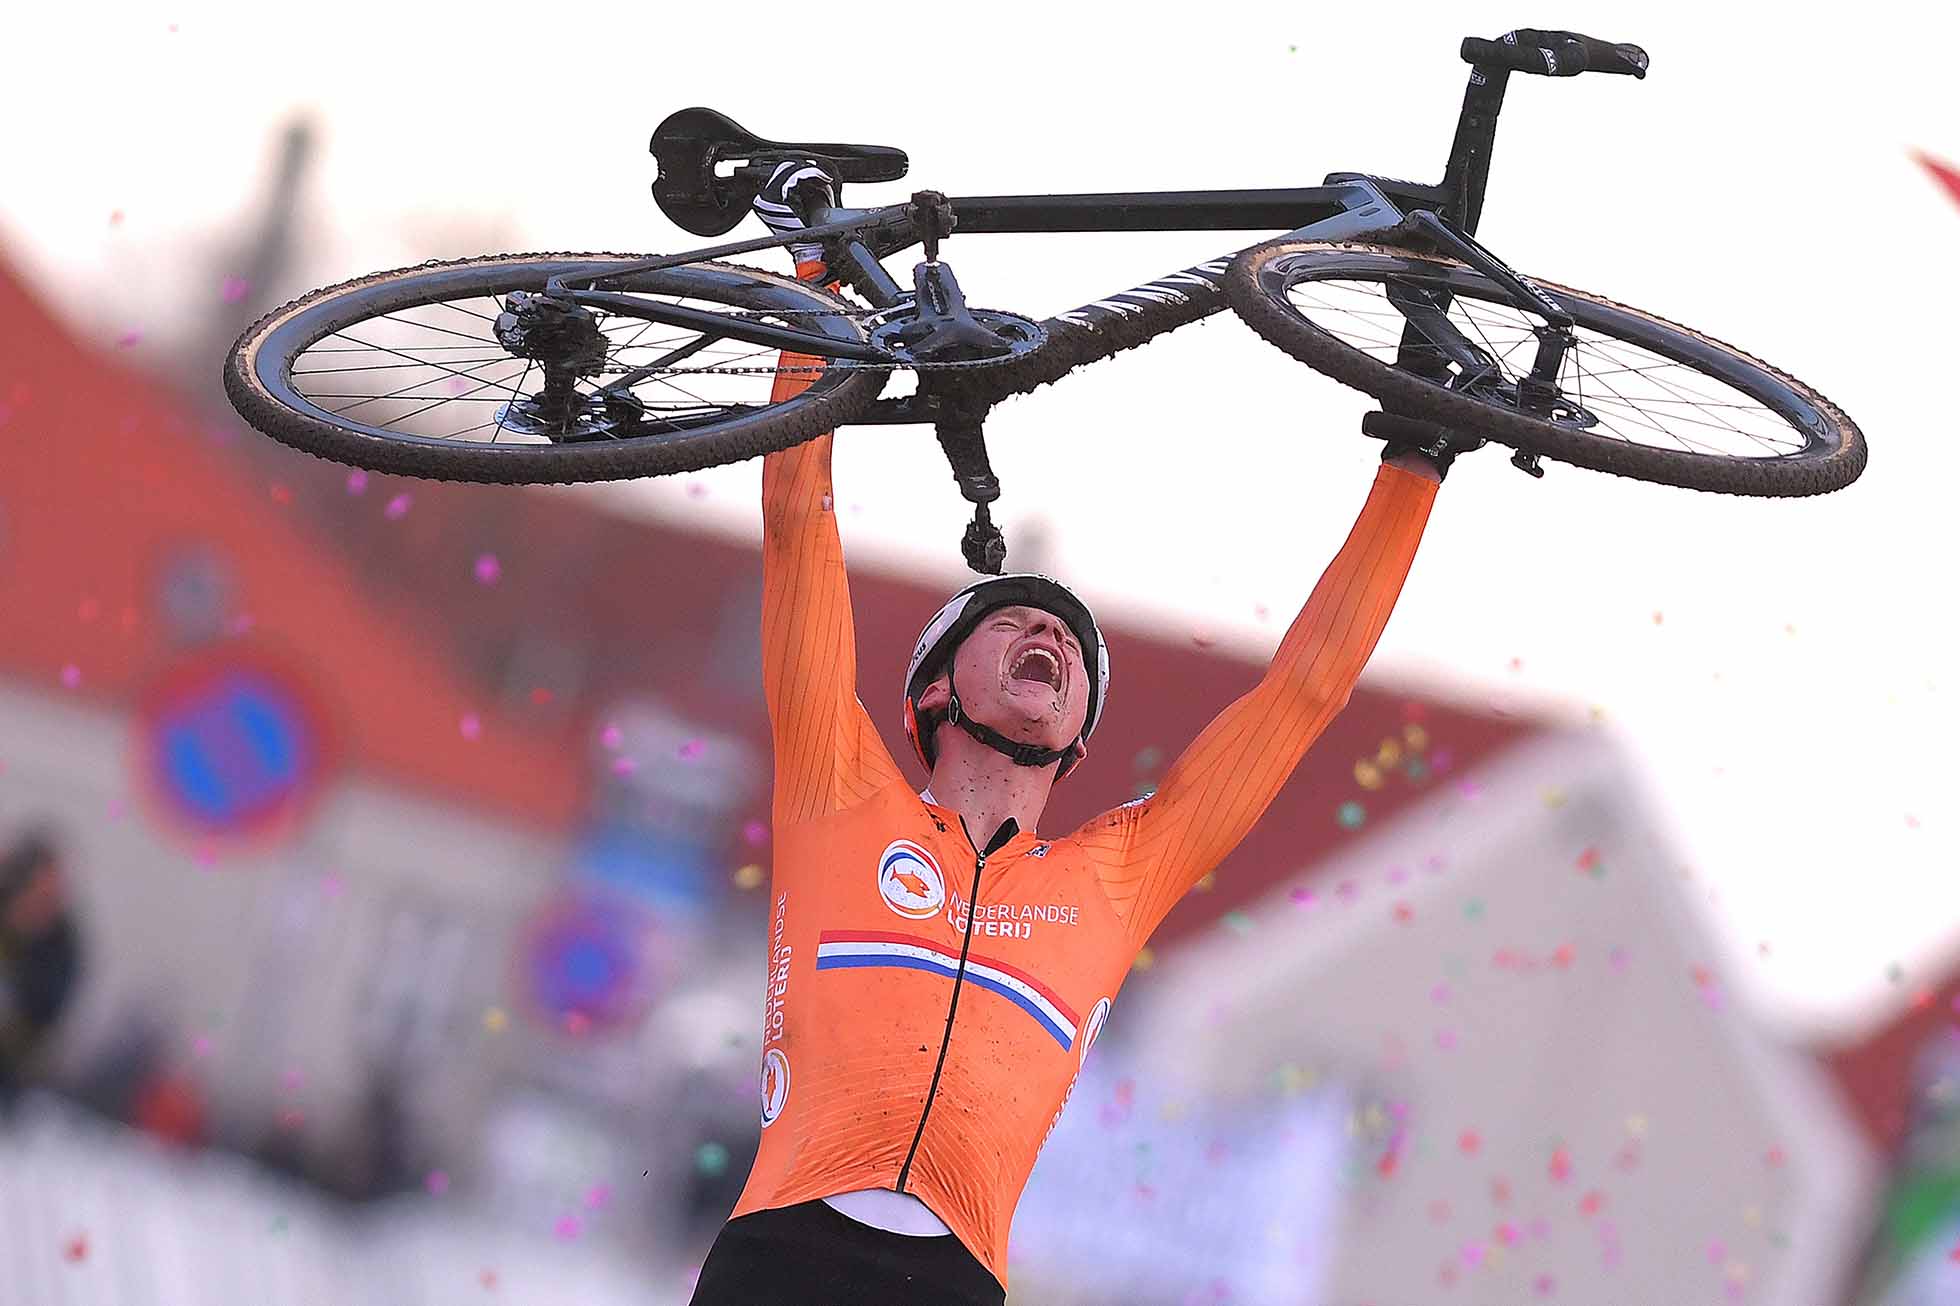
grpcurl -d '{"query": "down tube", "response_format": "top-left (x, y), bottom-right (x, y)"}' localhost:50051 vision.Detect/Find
top-left (1050, 197), bottom-right (1403, 333)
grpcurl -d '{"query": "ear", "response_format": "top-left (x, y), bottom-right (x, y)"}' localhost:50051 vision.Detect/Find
top-left (914, 673), bottom-right (952, 715)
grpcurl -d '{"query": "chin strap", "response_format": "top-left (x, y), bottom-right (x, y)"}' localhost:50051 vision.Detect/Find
top-left (944, 677), bottom-right (1075, 769)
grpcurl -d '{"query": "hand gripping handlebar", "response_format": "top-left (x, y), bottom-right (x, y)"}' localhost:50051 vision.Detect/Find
top-left (1461, 28), bottom-right (1649, 79)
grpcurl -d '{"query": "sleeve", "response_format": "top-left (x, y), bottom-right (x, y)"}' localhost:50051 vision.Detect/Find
top-left (1070, 463), bottom-right (1440, 946)
top-left (760, 313), bottom-right (906, 827)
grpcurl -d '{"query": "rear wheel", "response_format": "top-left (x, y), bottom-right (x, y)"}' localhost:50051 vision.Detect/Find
top-left (1226, 239), bottom-right (1865, 497)
top-left (224, 253), bottom-right (886, 484)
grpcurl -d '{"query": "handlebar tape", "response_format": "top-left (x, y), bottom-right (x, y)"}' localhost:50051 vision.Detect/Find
top-left (1461, 29), bottom-right (1649, 79)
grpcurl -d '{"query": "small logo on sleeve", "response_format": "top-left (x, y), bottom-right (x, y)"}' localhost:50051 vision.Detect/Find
top-left (1079, 997), bottom-right (1112, 1067)
top-left (760, 1048), bottom-right (791, 1127)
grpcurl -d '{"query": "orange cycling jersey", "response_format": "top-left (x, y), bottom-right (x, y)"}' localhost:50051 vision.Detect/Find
top-left (730, 311), bottom-right (1439, 1292)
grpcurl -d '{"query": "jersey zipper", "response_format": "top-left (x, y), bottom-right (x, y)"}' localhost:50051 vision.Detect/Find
top-left (895, 813), bottom-right (1018, 1195)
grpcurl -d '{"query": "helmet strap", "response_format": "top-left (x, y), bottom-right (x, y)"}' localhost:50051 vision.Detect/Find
top-left (943, 680), bottom-right (1074, 770)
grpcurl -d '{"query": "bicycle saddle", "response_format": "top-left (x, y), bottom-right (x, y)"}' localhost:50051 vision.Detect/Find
top-left (650, 107), bottom-right (909, 236)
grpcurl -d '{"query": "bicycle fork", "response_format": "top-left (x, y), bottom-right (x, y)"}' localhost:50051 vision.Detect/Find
top-left (1392, 209), bottom-right (1579, 478)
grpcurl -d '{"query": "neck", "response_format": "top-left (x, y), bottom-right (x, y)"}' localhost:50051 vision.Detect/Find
top-left (923, 731), bottom-right (1056, 843)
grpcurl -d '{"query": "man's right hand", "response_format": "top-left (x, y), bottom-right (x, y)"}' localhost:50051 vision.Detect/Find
top-left (752, 160), bottom-right (839, 271)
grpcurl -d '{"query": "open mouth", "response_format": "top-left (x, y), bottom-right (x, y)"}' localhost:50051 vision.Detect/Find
top-left (1006, 644), bottom-right (1064, 694)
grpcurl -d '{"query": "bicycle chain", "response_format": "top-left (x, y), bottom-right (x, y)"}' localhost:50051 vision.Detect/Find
top-left (597, 303), bottom-right (1045, 375)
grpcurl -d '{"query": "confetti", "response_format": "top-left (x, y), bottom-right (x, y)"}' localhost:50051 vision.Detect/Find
top-left (345, 470), bottom-right (367, 494)
top-left (385, 493), bottom-right (413, 519)
top-left (1336, 800), bottom-right (1367, 830)
top-left (601, 724), bottom-right (623, 749)
top-left (63, 1234), bottom-right (88, 1263)
top-left (610, 756), bottom-right (637, 775)
top-left (743, 820), bottom-right (768, 846)
top-left (193, 1035), bottom-right (212, 1057)
top-left (269, 482), bottom-right (291, 504)
top-left (686, 481), bottom-right (709, 499)
top-left (1652, 611), bottom-right (1664, 625)
top-left (584, 1183), bottom-right (612, 1210)
top-left (116, 329), bottom-right (143, 348)
top-left (696, 1142), bottom-right (730, 1176)
top-left (483, 1007), bottom-right (508, 1033)
top-left (109, 210), bottom-right (124, 225)
top-left (460, 713), bottom-right (481, 740)
top-left (479, 1269), bottom-right (499, 1290)
top-left (221, 276), bottom-right (251, 304)
top-left (59, 664), bottom-right (80, 688)
top-left (1131, 947), bottom-right (1155, 971)
top-left (678, 738), bottom-right (705, 760)
top-left (553, 1215), bottom-right (581, 1240)
top-left (474, 554), bottom-right (501, 585)
top-left (732, 863), bottom-right (764, 891)
top-left (1459, 1130), bottom-right (1481, 1155)
top-left (1576, 847), bottom-right (1601, 875)
top-left (1549, 1145), bottom-right (1572, 1183)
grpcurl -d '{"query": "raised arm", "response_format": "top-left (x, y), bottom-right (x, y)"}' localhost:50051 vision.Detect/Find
top-left (1074, 460), bottom-right (1441, 945)
top-left (760, 294), bottom-right (904, 826)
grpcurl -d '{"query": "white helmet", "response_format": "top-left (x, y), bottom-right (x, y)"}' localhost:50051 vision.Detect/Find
top-left (902, 573), bottom-right (1109, 782)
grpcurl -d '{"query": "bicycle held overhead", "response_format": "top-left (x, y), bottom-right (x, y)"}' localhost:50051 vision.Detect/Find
top-left (225, 24), bottom-right (1864, 576)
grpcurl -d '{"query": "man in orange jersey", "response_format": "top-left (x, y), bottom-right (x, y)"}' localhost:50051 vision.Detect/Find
top-left (689, 162), bottom-right (1476, 1306)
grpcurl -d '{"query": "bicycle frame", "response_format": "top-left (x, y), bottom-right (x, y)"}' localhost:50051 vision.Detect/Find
top-left (542, 57), bottom-right (1532, 386)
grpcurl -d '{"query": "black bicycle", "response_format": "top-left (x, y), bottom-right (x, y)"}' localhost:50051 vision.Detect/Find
top-left (226, 26), bottom-right (1865, 573)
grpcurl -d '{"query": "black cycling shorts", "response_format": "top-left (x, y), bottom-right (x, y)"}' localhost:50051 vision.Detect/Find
top-left (688, 1199), bottom-right (1006, 1306)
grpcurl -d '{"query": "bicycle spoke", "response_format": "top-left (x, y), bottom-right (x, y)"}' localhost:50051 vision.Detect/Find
top-left (262, 258), bottom-right (870, 456)
top-left (1276, 263), bottom-right (1814, 463)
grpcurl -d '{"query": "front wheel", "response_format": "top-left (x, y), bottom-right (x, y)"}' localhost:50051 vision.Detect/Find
top-left (1225, 239), bottom-right (1866, 497)
top-left (224, 253), bottom-right (887, 485)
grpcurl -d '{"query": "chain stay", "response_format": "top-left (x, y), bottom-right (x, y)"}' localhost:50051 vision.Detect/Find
top-left (597, 303), bottom-right (1043, 375)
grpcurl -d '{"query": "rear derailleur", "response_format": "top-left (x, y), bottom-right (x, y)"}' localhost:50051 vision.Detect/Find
top-left (491, 290), bottom-right (645, 440)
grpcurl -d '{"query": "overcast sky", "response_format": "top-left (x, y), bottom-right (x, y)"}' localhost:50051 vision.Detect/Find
top-left (4, 0), bottom-right (1955, 1043)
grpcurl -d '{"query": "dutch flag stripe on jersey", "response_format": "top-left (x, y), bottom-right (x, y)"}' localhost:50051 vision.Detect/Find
top-left (816, 930), bottom-right (1081, 1049)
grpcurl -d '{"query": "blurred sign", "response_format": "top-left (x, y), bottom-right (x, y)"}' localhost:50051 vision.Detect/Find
top-left (518, 891), bottom-right (658, 1036)
top-left (135, 650), bottom-right (332, 840)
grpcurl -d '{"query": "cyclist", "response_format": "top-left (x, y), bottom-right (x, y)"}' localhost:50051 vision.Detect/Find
top-left (689, 163), bottom-right (1469, 1306)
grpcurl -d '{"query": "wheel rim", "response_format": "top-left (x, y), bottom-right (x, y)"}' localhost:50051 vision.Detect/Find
top-left (251, 258), bottom-right (870, 454)
top-left (1259, 249), bottom-right (1839, 464)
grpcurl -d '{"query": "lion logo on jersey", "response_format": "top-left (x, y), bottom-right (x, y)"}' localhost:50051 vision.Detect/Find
top-left (760, 1048), bottom-right (791, 1127)
top-left (877, 840), bottom-right (945, 920)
